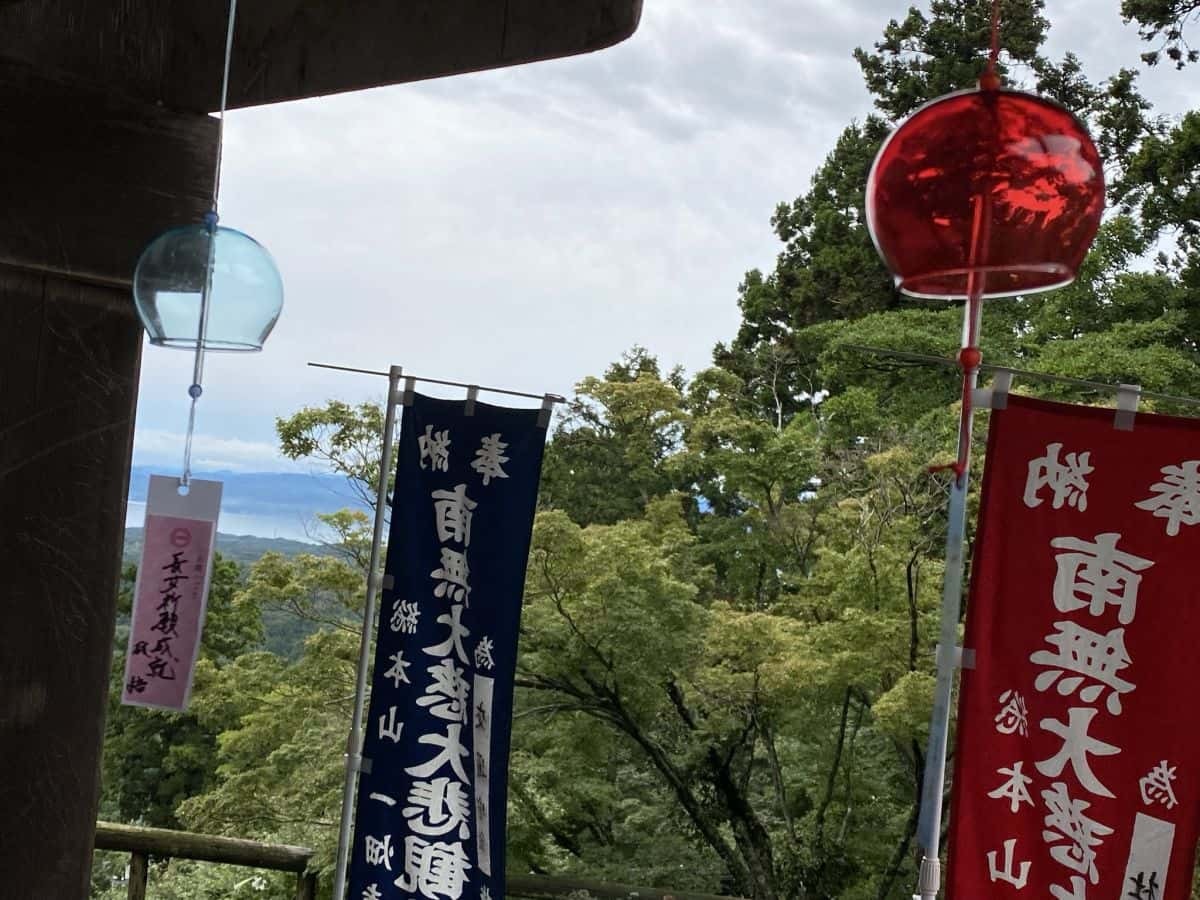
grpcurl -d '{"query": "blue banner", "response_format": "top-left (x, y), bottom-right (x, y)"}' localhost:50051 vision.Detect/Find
top-left (347, 392), bottom-right (547, 900)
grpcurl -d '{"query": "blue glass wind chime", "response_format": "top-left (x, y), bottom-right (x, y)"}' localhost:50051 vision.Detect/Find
top-left (131, 0), bottom-right (284, 486)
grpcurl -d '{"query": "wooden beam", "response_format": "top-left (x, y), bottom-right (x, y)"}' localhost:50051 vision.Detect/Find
top-left (0, 58), bottom-right (217, 284)
top-left (0, 0), bottom-right (643, 114)
top-left (90, 822), bottom-right (749, 900)
top-left (94, 822), bottom-right (313, 874)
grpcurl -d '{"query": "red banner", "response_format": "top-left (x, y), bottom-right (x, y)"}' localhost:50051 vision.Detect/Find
top-left (947, 396), bottom-right (1200, 899)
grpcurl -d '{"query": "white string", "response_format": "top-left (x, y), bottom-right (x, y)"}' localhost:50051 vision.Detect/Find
top-left (182, 0), bottom-right (238, 488)
top-left (212, 0), bottom-right (238, 211)
top-left (181, 395), bottom-right (200, 488)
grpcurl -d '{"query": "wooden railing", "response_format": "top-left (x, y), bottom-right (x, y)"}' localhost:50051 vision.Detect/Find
top-left (95, 821), bottom-right (745, 900)
top-left (507, 874), bottom-right (744, 899)
top-left (94, 821), bottom-right (316, 899)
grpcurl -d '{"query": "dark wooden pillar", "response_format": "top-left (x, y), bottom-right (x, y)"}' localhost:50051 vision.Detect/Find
top-left (0, 60), bottom-right (216, 897)
top-left (296, 871), bottom-right (318, 900)
top-left (127, 851), bottom-right (150, 900)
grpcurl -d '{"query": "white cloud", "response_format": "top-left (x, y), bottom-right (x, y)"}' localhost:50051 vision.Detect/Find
top-left (132, 428), bottom-right (311, 474)
top-left (131, 0), bottom-right (1195, 473)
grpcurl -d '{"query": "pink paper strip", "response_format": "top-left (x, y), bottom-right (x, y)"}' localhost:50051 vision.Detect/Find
top-left (121, 513), bottom-right (216, 711)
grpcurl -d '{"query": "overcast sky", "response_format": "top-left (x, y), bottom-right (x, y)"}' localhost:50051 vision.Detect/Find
top-left (130, 0), bottom-right (1195, 476)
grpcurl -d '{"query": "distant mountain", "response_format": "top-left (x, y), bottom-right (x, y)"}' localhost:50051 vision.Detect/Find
top-left (125, 465), bottom-right (373, 543)
top-left (128, 464), bottom-right (370, 517)
top-left (122, 527), bottom-right (344, 566)
top-left (121, 529), bottom-right (350, 659)
top-left (122, 466), bottom-right (371, 657)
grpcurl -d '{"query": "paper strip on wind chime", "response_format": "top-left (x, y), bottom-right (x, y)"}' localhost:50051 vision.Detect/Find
top-left (121, 475), bottom-right (223, 711)
top-left (946, 395), bottom-right (1200, 899)
top-left (347, 392), bottom-right (548, 900)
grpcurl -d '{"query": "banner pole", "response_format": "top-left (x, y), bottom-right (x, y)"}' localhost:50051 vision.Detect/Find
top-left (915, 288), bottom-right (984, 899)
top-left (332, 363), bottom-right (403, 900)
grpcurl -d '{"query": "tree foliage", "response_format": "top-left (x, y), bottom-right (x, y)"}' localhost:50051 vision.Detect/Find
top-left (1123, 0), bottom-right (1200, 66)
top-left (95, 3), bottom-right (1200, 899)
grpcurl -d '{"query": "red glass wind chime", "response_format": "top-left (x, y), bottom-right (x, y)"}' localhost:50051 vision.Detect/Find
top-left (863, 3), bottom-right (1105, 897)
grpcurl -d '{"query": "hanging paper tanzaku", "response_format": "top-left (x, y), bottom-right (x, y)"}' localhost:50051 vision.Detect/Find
top-left (347, 392), bottom-right (547, 900)
top-left (948, 395), bottom-right (1200, 898)
top-left (122, 475), bottom-right (222, 711)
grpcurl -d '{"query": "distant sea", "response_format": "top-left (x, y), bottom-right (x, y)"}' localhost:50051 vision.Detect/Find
top-left (124, 501), bottom-right (318, 542)
top-left (124, 465), bottom-right (372, 543)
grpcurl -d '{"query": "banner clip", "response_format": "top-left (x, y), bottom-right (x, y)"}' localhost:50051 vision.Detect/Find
top-left (538, 394), bottom-right (554, 429)
top-left (465, 385), bottom-right (479, 416)
top-left (935, 643), bottom-right (975, 670)
top-left (990, 370), bottom-right (1012, 410)
top-left (402, 376), bottom-right (416, 407)
top-left (970, 370), bottom-right (1012, 410)
top-left (1115, 383), bottom-right (1140, 431)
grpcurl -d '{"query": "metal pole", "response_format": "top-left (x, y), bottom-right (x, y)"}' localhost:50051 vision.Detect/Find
top-left (331, 364), bottom-right (403, 900)
top-left (915, 295), bottom-right (984, 900)
top-left (306, 360), bottom-right (567, 404)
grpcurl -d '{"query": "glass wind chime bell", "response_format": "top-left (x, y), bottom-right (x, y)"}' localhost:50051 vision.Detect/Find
top-left (866, 71), bottom-right (1105, 301)
top-left (132, 212), bottom-right (283, 488)
top-left (130, 0), bottom-right (283, 485)
top-left (133, 214), bottom-right (283, 351)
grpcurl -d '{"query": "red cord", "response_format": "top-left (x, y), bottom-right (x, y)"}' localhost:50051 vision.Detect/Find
top-left (926, 347), bottom-right (980, 483)
top-left (982, 0), bottom-right (1002, 90)
top-left (928, 310), bottom-right (983, 485)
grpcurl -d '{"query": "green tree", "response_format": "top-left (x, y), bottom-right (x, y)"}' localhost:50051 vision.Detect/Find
top-left (721, 0), bottom-right (1172, 427)
top-left (93, 5), bottom-right (1200, 900)
top-left (1118, 111), bottom-right (1200, 247)
top-left (165, 525), bottom-right (374, 892)
top-left (855, 0), bottom-right (1051, 119)
top-left (100, 555), bottom-right (263, 830)
top-left (1123, 0), bottom-right (1200, 66)
top-left (277, 400), bottom-right (388, 510)
top-left (539, 347), bottom-right (687, 525)
top-left (93, 555), bottom-right (267, 898)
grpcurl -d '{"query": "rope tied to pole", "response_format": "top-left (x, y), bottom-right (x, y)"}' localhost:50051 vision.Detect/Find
top-left (981, 0), bottom-right (1003, 90)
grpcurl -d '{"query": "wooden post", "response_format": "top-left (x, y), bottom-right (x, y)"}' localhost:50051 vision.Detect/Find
top-left (0, 62), bottom-right (216, 899)
top-left (296, 871), bottom-right (318, 900)
top-left (127, 851), bottom-right (148, 900)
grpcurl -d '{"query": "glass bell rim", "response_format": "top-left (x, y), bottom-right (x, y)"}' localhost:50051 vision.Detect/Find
top-left (895, 262), bottom-right (1076, 301)
top-left (148, 337), bottom-right (266, 352)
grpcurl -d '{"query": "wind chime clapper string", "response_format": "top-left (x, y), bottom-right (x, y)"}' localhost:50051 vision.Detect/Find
top-left (307, 361), bottom-right (569, 405)
top-left (180, 0), bottom-right (239, 491)
top-left (844, 345), bottom-right (1200, 410)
